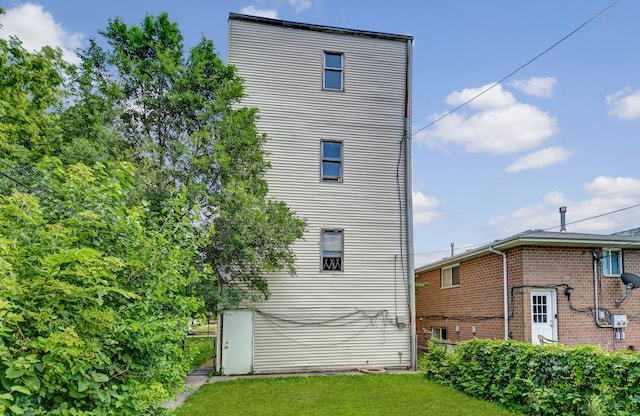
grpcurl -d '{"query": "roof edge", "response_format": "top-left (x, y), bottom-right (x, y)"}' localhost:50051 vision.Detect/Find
top-left (415, 229), bottom-right (640, 274)
top-left (229, 13), bottom-right (413, 42)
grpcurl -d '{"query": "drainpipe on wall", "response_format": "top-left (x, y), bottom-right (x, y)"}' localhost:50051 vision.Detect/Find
top-left (489, 247), bottom-right (509, 340)
top-left (592, 249), bottom-right (613, 328)
top-left (405, 37), bottom-right (416, 370)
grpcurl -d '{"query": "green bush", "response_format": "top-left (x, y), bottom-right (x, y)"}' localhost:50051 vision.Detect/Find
top-left (421, 339), bottom-right (640, 416)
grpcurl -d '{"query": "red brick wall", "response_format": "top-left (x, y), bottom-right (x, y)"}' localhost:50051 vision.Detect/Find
top-left (415, 246), bottom-right (640, 352)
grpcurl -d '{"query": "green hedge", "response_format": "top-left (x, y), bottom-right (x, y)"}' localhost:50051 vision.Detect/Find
top-left (421, 339), bottom-right (640, 415)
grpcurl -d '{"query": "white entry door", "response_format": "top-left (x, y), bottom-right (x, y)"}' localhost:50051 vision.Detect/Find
top-left (221, 310), bottom-right (253, 375)
top-left (531, 290), bottom-right (557, 345)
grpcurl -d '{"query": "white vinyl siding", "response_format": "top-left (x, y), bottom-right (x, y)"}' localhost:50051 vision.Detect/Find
top-left (228, 17), bottom-right (411, 373)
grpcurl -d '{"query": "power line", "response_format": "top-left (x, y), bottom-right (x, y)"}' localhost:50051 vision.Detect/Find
top-left (411, 0), bottom-right (621, 137)
top-left (414, 201), bottom-right (640, 258)
top-left (542, 202), bottom-right (640, 232)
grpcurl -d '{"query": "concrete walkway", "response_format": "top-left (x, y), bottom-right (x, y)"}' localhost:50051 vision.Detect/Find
top-left (162, 368), bottom-right (419, 410)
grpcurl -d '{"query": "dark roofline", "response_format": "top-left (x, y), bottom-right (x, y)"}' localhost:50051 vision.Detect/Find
top-left (229, 13), bottom-right (413, 42)
top-left (415, 229), bottom-right (640, 274)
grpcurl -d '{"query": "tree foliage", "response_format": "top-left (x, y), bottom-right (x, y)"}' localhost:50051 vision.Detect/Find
top-left (0, 159), bottom-right (205, 414)
top-left (0, 36), bottom-right (68, 168)
top-left (73, 13), bottom-right (306, 310)
top-left (0, 11), bottom-right (305, 414)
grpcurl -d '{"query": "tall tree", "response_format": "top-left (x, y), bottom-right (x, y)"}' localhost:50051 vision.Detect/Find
top-left (72, 13), bottom-right (305, 310)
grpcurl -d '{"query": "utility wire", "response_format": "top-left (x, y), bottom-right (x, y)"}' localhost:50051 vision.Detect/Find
top-left (411, 0), bottom-right (621, 137)
top-left (416, 201), bottom-right (640, 258)
top-left (542, 202), bottom-right (640, 232)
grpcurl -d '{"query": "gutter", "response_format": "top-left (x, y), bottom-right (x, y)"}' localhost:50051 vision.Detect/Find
top-left (489, 247), bottom-right (509, 340)
top-left (592, 250), bottom-right (612, 328)
top-left (405, 37), bottom-right (416, 370)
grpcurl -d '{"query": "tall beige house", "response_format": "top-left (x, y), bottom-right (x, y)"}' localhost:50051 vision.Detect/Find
top-left (219, 13), bottom-right (414, 375)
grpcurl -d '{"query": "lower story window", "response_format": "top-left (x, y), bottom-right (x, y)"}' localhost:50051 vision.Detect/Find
top-left (322, 229), bottom-right (343, 271)
top-left (432, 327), bottom-right (448, 340)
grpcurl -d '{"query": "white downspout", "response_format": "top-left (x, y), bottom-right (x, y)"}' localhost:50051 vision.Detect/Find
top-left (489, 247), bottom-right (509, 340)
top-left (405, 37), bottom-right (416, 370)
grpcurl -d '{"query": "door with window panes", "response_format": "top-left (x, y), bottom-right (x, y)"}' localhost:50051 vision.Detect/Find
top-left (530, 289), bottom-right (557, 345)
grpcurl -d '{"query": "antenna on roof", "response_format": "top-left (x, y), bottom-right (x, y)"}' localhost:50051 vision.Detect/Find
top-left (559, 206), bottom-right (567, 232)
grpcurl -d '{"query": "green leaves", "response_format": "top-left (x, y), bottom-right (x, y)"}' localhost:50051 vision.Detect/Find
top-left (422, 339), bottom-right (640, 416)
top-left (0, 162), bottom-right (205, 414)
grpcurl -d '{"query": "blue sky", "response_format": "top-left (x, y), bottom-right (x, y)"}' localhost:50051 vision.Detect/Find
top-left (2, 0), bottom-right (640, 266)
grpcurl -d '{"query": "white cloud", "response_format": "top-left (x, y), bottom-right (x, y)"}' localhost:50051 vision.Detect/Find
top-left (0, 3), bottom-right (83, 64)
top-left (509, 76), bottom-right (557, 98)
top-left (240, 6), bottom-right (279, 19)
top-left (486, 176), bottom-right (640, 236)
top-left (606, 88), bottom-right (640, 120)
top-left (413, 191), bottom-right (446, 227)
top-left (583, 176), bottom-right (640, 197)
top-left (421, 83), bottom-right (558, 154)
top-left (289, 0), bottom-right (312, 13)
top-left (505, 146), bottom-right (573, 173)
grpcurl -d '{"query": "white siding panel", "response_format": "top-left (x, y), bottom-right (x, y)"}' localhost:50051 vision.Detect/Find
top-left (228, 17), bottom-right (412, 373)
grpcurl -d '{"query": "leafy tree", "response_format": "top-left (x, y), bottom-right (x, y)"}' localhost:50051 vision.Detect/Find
top-left (72, 13), bottom-right (306, 311)
top-left (0, 158), bottom-right (206, 414)
top-left (0, 34), bottom-right (69, 169)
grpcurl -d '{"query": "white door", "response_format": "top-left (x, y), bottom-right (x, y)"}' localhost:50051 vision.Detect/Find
top-left (531, 290), bottom-right (557, 345)
top-left (221, 310), bottom-right (253, 375)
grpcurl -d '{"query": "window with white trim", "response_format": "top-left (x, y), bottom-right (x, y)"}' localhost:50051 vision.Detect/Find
top-left (432, 327), bottom-right (448, 340)
top-left (602, 248), bottom-right (622, 276)
top-left (323, 52), bottom-right (343, 91)
top-left (322, 229), bottom-right (343, 271)
top-left (441, 265), bottom-right (460, 288)
top-left (321, 140), bottom-right (342, 181)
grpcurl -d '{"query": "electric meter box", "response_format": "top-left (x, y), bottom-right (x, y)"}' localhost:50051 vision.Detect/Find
top-left (611, 314), bottom-right (628, 328)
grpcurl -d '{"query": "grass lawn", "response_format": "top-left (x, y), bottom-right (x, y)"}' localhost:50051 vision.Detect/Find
top-left (173, 373), bottom-right (521, 416)
top-left (184, 337), bottom-right (215, 370)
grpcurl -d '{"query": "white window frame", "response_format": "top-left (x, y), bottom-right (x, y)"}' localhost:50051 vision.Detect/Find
top-left (323, 51), bottom-right (344, 91)
top-left (431, 327), bottom-right (448, 340)
top-left (321, 140), bottom-right (343, 181)
top-left (602, 248), bottom-right (622, 276)
top-left (441, 264), bottom-right (460, 288)
top-left (321, 229), bottom-right (343, 272)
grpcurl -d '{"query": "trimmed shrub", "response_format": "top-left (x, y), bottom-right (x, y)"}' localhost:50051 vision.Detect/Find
top-left (421, 339), bottom-right (640, 416)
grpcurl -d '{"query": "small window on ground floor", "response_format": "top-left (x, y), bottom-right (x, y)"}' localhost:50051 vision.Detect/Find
top-left (432, 327), bottom-right (448, 340)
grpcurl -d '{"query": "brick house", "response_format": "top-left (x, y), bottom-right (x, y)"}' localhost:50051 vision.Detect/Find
top-left (415, 230), bottom-right (640, 352)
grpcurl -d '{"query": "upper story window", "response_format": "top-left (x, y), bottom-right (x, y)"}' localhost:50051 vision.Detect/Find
top-left (321, 140), bottom-right (342, 181)
top-left (322, 229), bottom-right (343, 271)
top-left (441, 265), bottom-right (460, 288)
top-left (323, 52), bottom-right (343, 91)
top-left (602, 248), bottom-right (622, 276)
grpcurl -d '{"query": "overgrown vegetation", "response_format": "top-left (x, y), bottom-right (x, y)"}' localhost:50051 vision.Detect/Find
top-left (174, 374), bottom-right (520, 416)
top-left (0, 10), bottom-right (304, 415)
top-left (421, 339), bottom-right (640, 416)
top-left (185, 338), bottom-right (215, 371)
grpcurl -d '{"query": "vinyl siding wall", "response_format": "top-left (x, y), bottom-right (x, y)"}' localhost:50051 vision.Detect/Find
top-left (228, 17), bottom-right (412, 372)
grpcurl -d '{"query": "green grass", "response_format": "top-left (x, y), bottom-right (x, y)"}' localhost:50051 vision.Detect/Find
top-left (184, 337), bottom-right (215, 370)
top-left (173, 373), bottom-right (521, 416)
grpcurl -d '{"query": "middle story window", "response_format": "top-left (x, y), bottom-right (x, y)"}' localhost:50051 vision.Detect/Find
top-left (322, 229), bottom-right (343, 271)
top-left (602, 248), bottom-right (622, 276)
top-left (441, 264), bottom-right (460, 288)
top-left (321, 140), bottom-right (342, 181)
top-left (323, 52), bottom-right (343, 91)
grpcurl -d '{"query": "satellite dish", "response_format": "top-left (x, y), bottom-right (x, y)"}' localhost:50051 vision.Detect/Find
top-left (621, 273), bottom-right (640, 289)
top-left (615, 272), bottom-right (640, 308)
